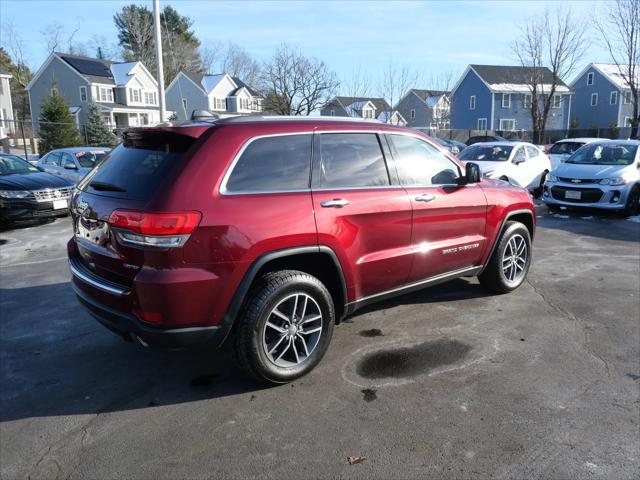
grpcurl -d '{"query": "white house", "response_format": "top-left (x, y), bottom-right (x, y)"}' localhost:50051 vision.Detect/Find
top-left (0, 66), bottom-right (15, 139)
top-left (165, 72), bottom-right (263, 121)
top-left (27, 52), bottom-right (169, 129)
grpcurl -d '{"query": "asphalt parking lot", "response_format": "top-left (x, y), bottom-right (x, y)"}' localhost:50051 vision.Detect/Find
top-left (1, 205), bottom-right (639, 479)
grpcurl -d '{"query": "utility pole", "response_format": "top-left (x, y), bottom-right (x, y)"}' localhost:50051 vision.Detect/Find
top-left (153, 0), bottom-right (166, 122)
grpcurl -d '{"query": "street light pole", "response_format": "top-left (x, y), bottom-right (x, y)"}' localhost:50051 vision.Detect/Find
top-left (153, 0), bottom-right (166, 122)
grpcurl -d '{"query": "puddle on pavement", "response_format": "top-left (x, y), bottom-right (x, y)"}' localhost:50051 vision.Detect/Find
top-left (359, 328), bottom-right (384, 337)
top-left (356, 338), bottom-right (472, 380)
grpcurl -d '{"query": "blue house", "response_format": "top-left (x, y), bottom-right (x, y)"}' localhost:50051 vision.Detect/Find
top-left (569, 63), bottom-right (636, 129)
top-left (450, 65), bottom-right (572, 132)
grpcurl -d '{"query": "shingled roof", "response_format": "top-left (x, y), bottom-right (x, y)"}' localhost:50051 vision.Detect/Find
top-left (334, 96), bottom-right (391, 112)
top-left (469, 64), bottom-right (570, 92)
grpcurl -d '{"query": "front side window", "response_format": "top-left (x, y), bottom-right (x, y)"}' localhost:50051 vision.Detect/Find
top-left (390, 134), bottom-right (460, 186)
top-left (513, 147), bottom-right (526, 163)
top-left (62, 153), bottom-right (76, 169)
top-left (46, 152), bottom-right (62, 166)
top-left (225, 134), bottom-right (312, 193)
top-left (525, 145), bottom-right (540, 158)
top-left (502, 94), bottom-right (511, 108)
top-left (0, 155), bottom-right (38, 175)
top-left (317, 133), bottom-right (389, 188)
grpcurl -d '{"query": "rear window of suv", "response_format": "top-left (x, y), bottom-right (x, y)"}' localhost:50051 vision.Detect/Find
top-left (224, 134), bottom-right (312, 193)
top-left (78, 132), bottom-right (194, 200)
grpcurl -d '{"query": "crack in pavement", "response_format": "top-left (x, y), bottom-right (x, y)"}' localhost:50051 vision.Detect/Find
top-left (525, 278), bottom-right (612, 378)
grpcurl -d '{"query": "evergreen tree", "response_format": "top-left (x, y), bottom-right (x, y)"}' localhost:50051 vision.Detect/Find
top-left (85, 101), bottom-right (117, 146)
top-left (38, 90), bottom-right (83, 153)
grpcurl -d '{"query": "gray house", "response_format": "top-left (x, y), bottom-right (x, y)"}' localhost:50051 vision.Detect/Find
top-left (394, 89), bottom-right (449, 129)
top-left (0, 67), bottom-right (15, 139)
top-left (27, 52), bottom-right (167, 129)
top-left (165, 72), bottom-right (263, 121)
top-left (320, 96), bottom-right (407, 125)
top-left (569, 63), bottom-right (637, 129)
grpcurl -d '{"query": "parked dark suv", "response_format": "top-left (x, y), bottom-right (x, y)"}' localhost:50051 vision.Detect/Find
top-left (68, 117), bottom-right (535, 383)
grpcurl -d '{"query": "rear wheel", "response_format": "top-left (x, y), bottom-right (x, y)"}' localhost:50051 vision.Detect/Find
top-left (234, 270), bottom-right (335, 384)
top-left (479, 221), bottom-right (532, 293)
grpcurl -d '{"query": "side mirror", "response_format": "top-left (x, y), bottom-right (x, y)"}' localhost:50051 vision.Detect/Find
top-left (36, 166), bottom-right (45, 172)
top-left (464, 162), bottom-right (481, 184)
top-left (64, 162), bottom-right (78, 170)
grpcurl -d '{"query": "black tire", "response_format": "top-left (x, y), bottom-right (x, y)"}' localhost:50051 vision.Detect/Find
top-left (622, 185), bottom-right (640, 217)
top-left (533, 171), bottom-right (548, 199)
top-left (479, 221), bottom-right (532, 294)
top-left (234, 270), bottom-right (335, 384)
top-left (546, 203), bottom-right (561, 213)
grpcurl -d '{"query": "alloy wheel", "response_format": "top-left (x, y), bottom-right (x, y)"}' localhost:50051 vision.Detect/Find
top-left (502, 233), bottom-right (528, 284)
top-left (262, 293), bottom-right (323, 368)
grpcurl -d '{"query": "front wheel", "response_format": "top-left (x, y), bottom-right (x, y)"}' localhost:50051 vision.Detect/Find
top-left (234, 270), bottom-right (335, 384)
top-left (622, 185), bottom-right (640, 217)
top-left (479, 221), bottom-right (532, 293)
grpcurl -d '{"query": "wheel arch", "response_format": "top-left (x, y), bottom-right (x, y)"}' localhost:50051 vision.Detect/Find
top-left (479, 208), bottom-right (535, 274)
top-left (222, 246), bottom-right (348, 345)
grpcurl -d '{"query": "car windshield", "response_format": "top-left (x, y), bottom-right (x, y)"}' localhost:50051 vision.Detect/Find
top-left (458, 145), bottom-right (513, 162)
top-left (76, 150), bottom-right (110, 168)
top-left (566, 143), bottom-right (638, 165)
top-left (549, 142), bottom-right (584, 155)
top-left (0, 155), bottom-right (39, 175)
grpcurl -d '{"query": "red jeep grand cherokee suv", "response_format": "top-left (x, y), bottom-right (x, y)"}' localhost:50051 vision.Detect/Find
top-left (68, 117), bottom-right (535, 383)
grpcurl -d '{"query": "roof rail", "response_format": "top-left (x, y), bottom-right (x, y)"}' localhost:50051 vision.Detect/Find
top-left (216, 115), bottom-right (382, 124)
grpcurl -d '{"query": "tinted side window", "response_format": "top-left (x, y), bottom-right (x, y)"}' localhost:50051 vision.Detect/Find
top-left (62, 153), bottom-right (76, 168)
top-left (225, 134), bottom-right (311, 193)
top-left (317, 133), bottom-right (389, 188)
top-left (525, 146), bottom-right (539, 158)
top-left (46, 152), bottom-right (62, 166)
top-left (390, 134), bottom-right (461, 186)
top-left (513, 147), bottom-right (526, 162)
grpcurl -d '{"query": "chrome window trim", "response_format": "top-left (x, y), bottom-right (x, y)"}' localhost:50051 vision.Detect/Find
top-left (219, 131), bottom-right (314, 196)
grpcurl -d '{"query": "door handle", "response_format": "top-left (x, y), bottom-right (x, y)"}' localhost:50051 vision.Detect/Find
top-left (415, 194), bottom-right (436, 203)
top-left (320, 198), bottom-right (349, 208)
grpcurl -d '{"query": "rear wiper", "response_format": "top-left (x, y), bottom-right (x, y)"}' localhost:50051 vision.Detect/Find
top-left (89, 181), bottom-right (127, 192)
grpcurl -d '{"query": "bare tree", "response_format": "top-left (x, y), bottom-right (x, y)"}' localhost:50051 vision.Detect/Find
top-left (1, 22), bottom-right (33, 119)
top-left (512, 7), bottom-right (587, 143)
top-left (426, 69), bottom-right (456, 128)
top-left (596, 0), bottom-right (640, 137)
top-left (377, 61), bottom-right (420, 124)
top-left (342, 65), bottom-right (372, 98)
top-left (261, 44), bottom-right (339, 115)
top-left (41, 22), bottom-right (85, 55)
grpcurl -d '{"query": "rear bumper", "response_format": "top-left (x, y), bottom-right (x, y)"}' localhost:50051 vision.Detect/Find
top-left (72, 281), bottom-right (228, 348)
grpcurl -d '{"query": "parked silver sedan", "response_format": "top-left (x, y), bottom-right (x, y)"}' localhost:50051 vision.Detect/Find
top-left (37, 147), bottom-right (111, 184)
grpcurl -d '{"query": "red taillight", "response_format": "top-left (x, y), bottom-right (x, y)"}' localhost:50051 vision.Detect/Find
top-left (108, 210), bottom-right (201, 235)
top-left (133, 309), bottom-right (163, 324)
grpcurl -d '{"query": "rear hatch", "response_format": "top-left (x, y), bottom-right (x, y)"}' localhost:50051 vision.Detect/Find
top-left (69, 129), bottom-right (200, 287)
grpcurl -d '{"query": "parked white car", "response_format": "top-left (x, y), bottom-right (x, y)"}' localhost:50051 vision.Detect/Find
top-left (547, 138), bottom-right (602, 169)
top-left (458, 141), bottom-right (551, 193)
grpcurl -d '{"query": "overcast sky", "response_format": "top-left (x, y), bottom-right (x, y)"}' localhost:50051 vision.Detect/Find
top-left (1, 0), bottom-right (612, 89)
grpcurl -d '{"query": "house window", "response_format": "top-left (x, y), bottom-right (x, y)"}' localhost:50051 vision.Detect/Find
top-left (410, 109), bottom-right (416, 119)
top-left (51, 86), bottom-right (58, 96)
top-left (499, 119), bottom-right (515, 131)
top-left (552, 94), bottom-right (561, 108)
top-left (502, 94), bottom-right (511, 108)
top-left (587, 72), bottom-right (594, 85)
top-left (477, 118), bottom-right (487, 130)
top-left (469, 95), bottom-right (476, 110)
top-left (213, 97), bottom-right (226, 110)
top-left (79, 86), bottom-right (87, 102)
top-left (330, 110), bottom-right (335, 116)
top-left (131, 89), bottom-right (141, 103)
top-left (625, 117), bottom-right (633, 126)
top-left (523, 94), bottom-right (532, 109)
top-left (610, 91), bottom-right (618, 105)
top-left (98, 87), bottom-right (113, 103)
top-left (140, 113), bottom-right (149, 126)
top-left (363, 109), bottom-right (374, 119)
top-left (624, 91), bottom-right (632, 104)
top-left (590, 93), bottom-right (598, 106)
top-left (182, 98), bottom-right (188, 113)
